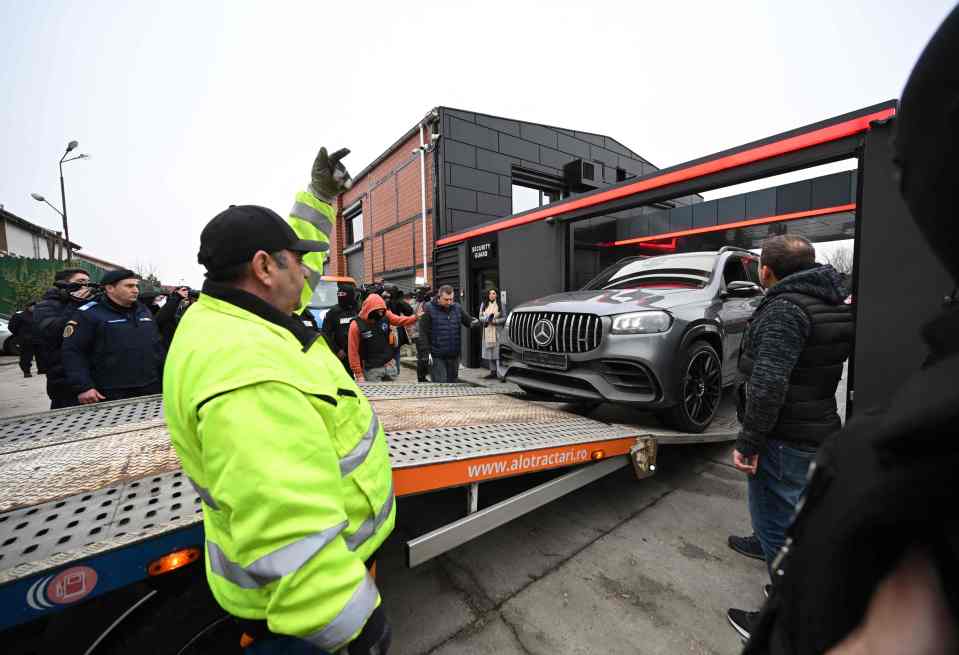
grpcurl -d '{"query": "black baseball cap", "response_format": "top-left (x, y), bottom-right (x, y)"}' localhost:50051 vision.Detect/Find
top-left (197, 205), bottom-right (329, 273)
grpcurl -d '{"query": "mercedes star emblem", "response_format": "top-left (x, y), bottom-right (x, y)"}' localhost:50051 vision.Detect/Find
top-left (533, 319), bottom-right (555, 347)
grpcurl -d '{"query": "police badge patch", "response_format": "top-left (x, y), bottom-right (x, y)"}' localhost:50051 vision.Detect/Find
top-left (63, 321), bottom-right (77, 338)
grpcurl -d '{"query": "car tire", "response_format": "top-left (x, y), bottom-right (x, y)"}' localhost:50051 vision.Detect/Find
top-left (660, 341), bottom-right (723, 433)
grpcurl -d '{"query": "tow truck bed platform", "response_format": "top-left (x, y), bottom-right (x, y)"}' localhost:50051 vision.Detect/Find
top-left (0, 384), bottom-right (657, 629)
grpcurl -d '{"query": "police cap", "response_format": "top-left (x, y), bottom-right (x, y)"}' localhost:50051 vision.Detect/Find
top-left (101, 269), bottom-right (138, 286)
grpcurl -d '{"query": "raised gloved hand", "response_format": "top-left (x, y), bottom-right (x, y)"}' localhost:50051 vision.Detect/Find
top-left (310, 147), bottom-right (353, 203)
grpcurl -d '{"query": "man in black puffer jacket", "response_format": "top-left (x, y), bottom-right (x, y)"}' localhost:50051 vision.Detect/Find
top-left (727, 235), bottom-right (854, 640)
top-left (743, 6), bottom-right (959, 653)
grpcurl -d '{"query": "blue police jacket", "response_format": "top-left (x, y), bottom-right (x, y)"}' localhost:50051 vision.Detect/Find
top-left (61, 297), bottom-right (165, 393)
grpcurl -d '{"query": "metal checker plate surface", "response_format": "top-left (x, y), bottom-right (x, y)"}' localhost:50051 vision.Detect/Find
top-left (0, 417), bottom-right (640, 579)
top-left (359, 383), bottom-right (501, 399)
top-left (0, 385), bottom-right (498, 453)
top-left (0, 470), bottom-right (202, 580)
top-left (0, 396), bottom-right (164, 454)
top-left (387, 418), bottom-right (638, 468)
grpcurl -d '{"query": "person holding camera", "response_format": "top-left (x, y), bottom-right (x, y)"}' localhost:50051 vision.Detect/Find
top-left (61, 269), bottom-right (165, 404)
top-left (156, 286), bottom-right (196, 349)
top-left (33, 268), bottom-right (96, 408)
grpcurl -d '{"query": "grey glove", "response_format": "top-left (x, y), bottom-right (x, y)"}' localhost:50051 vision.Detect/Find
top-left (310, 146), bottom-right (353, 203)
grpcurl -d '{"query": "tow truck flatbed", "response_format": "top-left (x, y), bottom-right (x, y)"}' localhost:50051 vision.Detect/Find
top-left (0, 384), bottom-right (660, 635)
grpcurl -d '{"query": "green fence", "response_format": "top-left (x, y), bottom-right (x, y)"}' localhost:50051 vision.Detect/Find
top-left (0, 257), bottom-right (111, 318)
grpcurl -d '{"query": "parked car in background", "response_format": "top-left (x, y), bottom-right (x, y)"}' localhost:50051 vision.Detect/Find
top-left (0, 317), bottom-right (17, 356)
top-left (306, 275), bottom-right (357, 325)
top-left (498, 247), bottom-right (764, 432)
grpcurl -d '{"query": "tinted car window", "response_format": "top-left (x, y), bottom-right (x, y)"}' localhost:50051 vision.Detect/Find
top-left (584, 254), bottom-right (716, 291)
top-left (723, 257), bottom-right (750, 285)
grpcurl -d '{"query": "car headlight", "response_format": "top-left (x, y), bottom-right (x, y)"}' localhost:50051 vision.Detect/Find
top-left (610, 311), bottom-right (672, 334)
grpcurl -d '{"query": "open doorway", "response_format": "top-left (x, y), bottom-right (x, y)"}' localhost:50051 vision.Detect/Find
top-left (470, 267), bottom-right (499, 368)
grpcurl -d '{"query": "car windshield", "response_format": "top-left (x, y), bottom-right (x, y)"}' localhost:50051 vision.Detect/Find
top-left (583, 254), bottom-right (716, 290)
top-left (309, 280), bottom-right (340, 309)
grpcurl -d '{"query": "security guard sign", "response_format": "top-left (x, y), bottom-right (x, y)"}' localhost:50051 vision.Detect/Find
top-left (63, 321), bottom-right (77, 338)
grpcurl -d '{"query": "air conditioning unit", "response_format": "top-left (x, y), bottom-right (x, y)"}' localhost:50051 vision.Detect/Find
top-left (564, 159), bottom-right (604, 190)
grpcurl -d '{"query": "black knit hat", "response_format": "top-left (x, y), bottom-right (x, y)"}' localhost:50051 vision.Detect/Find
top-left (100, 269), bottom-right (138, 286)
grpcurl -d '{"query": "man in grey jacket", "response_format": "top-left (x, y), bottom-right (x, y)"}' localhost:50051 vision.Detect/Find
top-left (727, 235), bottom-right (854, 640)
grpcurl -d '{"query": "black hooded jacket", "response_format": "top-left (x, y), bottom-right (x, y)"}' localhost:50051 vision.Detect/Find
top-left (32, 287), bottom-right (86, 387)
top-left (736, 265), bottom-right (854, 456)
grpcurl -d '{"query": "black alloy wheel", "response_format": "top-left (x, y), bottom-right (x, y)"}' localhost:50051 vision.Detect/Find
top-left (661, 341), bottom-right (723, 433)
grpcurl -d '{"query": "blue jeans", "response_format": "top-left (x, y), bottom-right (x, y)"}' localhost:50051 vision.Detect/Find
top-left (431, 355), bottom-right (460, 383)
top-left (748, 439), bottom-right (816, 572)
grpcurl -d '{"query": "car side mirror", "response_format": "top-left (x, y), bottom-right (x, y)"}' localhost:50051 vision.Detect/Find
top-left (724, 280), bottom-right (763, 298)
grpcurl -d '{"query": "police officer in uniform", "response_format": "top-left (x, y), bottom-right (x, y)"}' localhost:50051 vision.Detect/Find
top-left (164, 150), bottom-right (394, 654)
top-left (33, 268), bottom-right (96, 408)
top-left (322, 282), bottom-right (359, 376)
top-left (61, 269), bottom-right (164, 404)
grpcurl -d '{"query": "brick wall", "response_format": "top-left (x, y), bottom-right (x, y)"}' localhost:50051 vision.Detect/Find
top-left (334, 131), bottom-right (434, 285)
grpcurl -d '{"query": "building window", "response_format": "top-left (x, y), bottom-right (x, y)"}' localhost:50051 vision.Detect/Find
top-left (511, 184), bottom-right (562, 214)
top-left (345, 206), bottom-right (364, 245)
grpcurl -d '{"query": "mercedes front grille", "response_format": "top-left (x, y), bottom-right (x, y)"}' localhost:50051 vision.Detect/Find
top-left (509, 312), bottom-right (603, 354)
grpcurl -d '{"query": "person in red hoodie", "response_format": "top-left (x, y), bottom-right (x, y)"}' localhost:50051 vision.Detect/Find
top-left (349, 293), bottom-right (417, 382)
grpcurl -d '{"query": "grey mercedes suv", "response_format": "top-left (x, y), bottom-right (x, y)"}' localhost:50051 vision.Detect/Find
top-left (498, 247), bottom-right (765, 432)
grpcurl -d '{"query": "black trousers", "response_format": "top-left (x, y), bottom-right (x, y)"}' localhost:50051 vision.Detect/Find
top-left (18, 341), bottom-right (37, 375)
top-left (416, 347), bottom-right (430, 382)
top-left (48, 380), bottom-right (80, 410)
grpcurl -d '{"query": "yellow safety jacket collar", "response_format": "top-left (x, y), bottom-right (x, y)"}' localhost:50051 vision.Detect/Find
top-left (201, 280), bottom-right (320, 352)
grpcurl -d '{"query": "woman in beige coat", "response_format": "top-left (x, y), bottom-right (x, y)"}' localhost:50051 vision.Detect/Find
top-left (479, 289), bottom-right (506, 380)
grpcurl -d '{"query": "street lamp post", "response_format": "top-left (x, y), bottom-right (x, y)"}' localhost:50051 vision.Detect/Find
top-left (56, 140), bottom-right (89, 261)
top-left (30, 141), bottom-right (91, 261)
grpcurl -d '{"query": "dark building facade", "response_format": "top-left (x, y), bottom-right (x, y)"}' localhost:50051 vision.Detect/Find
top-left (330, 107), bottom-right (694, 292)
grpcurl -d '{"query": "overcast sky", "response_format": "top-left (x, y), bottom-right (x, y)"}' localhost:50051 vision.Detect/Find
top-left (1, 1), bottom-right (953, 284)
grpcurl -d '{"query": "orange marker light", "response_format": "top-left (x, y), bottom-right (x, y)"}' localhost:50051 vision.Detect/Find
top-left (148, 547), bottom-right (201, 576)
top-left (591, 450), bottom-right (605, 461)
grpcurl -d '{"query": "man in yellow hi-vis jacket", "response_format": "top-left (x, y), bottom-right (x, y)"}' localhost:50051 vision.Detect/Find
top-left (164, 148), bottom-right (394, 654)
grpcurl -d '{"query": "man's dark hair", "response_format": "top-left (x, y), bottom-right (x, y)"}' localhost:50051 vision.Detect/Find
top-left (205, 251), bottom-right (289, 283)
top-left (54, 268), bottom-right (88, 282)
top-left (437, 284), bottom-right (454, 296)
top-left (760, 235), bottom-right (816, 279)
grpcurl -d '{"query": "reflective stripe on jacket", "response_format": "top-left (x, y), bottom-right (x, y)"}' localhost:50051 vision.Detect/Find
top-left (288, 190), bottom-right (335, 313)
top-left (163, 289), bottom-right (395, 651)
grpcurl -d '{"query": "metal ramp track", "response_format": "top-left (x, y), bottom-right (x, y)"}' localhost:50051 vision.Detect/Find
top-left (0, 417), bottom-right (641, 579)
top-left (0, 384), bottom-right (500, 454)
top-left (0, 386), bottom-right (649, 582)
